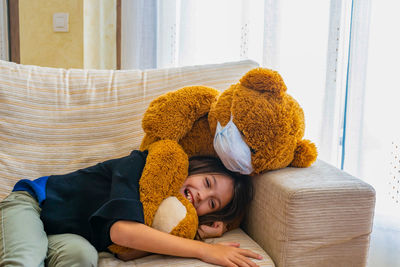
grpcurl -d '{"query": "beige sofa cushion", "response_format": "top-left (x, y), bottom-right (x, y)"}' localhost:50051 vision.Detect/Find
top-left (0, 59), bottom-right (270, 265)
top-left (243, 160), bottom-right (375, 267)
top-left (0, 59), bottom-right (258, 199)
top-left (98, 228), bottom-right (275, 267)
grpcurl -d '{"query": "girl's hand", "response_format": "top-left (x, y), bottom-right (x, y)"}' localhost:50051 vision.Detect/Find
top-left (198, 221), bottom-right (227, 239)
top-left (111, 220), bottom-right (262, 266)
top-left (200, 242), bottom-right (263, 267)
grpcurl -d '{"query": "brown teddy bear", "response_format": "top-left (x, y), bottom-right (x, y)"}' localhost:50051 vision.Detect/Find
top-left (108, 67), bottom-right (317, 258)
top-left (140, 67), bottom-right (317, 175)
top-left (108, 140), bottom-right (198, 257)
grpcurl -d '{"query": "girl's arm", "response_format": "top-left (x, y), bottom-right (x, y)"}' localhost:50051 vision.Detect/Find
top-left (110, 220), bottom-right (262, 267)
top-left (115, 221), bottom-right (226, 261)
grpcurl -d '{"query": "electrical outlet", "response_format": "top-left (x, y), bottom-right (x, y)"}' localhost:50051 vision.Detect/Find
top-left (53, 13), bottom-right (69, 32)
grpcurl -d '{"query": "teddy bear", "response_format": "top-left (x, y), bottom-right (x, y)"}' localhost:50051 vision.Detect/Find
top-left (107, 139), bottom-right (198, 257)
top-left (140, 67), bottom-right (317, 175)
top-left (108, 67), bottom-right (318, 258)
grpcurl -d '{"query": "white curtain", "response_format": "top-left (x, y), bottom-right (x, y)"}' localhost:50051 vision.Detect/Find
top-left (121, 0), bottom-right (332, 149)
top-left (265, 0), bottom-right (331, 152)
top-left (163, 0), bottom-right (265, 68)
top-left (121, 0), bottom-right (265, 69)
top-left (121, 0), bottom-right (400, 264)
top-left (0, 0), bottom-right (8, 61)
top-left (343, 0), bottom-right (400, 221)
top-left (121, 0), bottom-right (157, 69)
top-left (341, 0), bottom-right (400, 265)
top-left (84, 0), bottom-right (117, 69)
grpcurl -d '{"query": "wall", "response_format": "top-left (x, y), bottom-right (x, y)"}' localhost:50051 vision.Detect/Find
top-left (19, 0), bottom-right (84, 68)
top-left (18, 0), bottom-right (116, 69)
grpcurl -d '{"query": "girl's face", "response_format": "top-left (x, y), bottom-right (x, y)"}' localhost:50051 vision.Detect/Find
top-left (179, 173), bottom-right (234, 216)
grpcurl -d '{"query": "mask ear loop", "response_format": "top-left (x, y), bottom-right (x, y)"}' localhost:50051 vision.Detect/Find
top-left (226, 115), bottom-right (235, 126)
top-left (215, 115), bottom-right (235, 135)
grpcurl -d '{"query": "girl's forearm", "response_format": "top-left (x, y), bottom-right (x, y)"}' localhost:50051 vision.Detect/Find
top-left (110, 220), bottom-right (209, 260)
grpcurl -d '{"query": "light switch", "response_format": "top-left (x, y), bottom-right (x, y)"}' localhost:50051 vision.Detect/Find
top-left (53, 13), bottom-right (69, 32)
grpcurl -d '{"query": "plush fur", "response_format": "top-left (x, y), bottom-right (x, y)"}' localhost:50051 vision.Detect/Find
top-left (108, 140), bottom-right (198, 255)
top-left (109, 67), bottom-right (317, 257)
top-left (141, 67), bottom-right (317, 174)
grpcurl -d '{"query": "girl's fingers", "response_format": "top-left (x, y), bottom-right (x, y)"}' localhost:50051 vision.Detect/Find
top-left (207, 243), bottom-right (261, 267)
top-left (198, 221), bottom-right (226, 239)
top-left (227, 262), bottom-right (238, 267)
top-left (218, 243), bottom-right (262, 260)
top-left (233, 257), bottom-right (250, 267)
top-left (228, 248), bottom-right (260, 267)
top-left (238, 248), bottom-right (263, 260)
top-left (235, 254), bottom-right (259, 267)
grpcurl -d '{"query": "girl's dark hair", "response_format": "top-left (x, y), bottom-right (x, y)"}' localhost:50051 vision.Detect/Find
top-left (188, 155), bottom-right (254, 233)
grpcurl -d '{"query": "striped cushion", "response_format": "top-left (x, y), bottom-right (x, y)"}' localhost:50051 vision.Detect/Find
top-left (0, 59), bottom-right (258, 199)
top-left (98, 228), bottom-right (275, 267)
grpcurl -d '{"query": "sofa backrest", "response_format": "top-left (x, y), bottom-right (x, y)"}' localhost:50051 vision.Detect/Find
top-left (0, 60), bottom-right (258, 199)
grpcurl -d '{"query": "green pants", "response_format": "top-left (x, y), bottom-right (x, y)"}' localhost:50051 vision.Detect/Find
top-left (0, 191), bottom-right (98, 267)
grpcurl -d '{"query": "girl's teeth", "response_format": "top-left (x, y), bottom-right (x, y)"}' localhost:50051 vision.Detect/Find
top-left (185, 189), bottom-right (192, 203)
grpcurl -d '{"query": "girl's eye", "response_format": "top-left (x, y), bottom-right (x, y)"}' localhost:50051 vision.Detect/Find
top-left (210, 199), bottom-right (215, 209)
top-left (205, 177), bottom-right (210, 188)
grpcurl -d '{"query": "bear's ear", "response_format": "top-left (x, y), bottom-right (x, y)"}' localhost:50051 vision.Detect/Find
top-left (240, 68), bottom-right (287, 95)
top-left (290, 139), bottom-right (318, 168)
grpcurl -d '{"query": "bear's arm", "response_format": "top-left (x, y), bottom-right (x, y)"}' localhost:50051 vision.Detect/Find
top-left (139, 140), bottom-right (189, 227)
top-left (108, 140), bottom-right (197, 258)
top-left (141, 86), bottom-right (219, 141)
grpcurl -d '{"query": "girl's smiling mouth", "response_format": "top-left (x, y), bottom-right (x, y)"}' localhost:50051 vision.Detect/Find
top-left (184, 188), bottom-right (194, 204)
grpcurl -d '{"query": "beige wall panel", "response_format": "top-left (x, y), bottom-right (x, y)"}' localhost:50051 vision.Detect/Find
top-left (19, 0), bottom-right (83, 68)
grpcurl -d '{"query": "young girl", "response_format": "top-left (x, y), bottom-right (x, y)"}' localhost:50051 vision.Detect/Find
top-left (0, 151), bottom-right (260, 267)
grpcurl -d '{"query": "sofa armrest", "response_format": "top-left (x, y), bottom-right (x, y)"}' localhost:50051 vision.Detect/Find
top-left (242, 160), bottom-right (375, 267)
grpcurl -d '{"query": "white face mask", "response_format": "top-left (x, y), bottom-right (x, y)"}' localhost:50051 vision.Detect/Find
top-left (213, 116), bottom-right (254, 175)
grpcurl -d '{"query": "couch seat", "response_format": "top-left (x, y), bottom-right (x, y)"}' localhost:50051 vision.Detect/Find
top-left (98, 228), bottom-right (275, 266)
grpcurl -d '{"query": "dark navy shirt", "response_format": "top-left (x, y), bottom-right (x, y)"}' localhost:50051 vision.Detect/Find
top-left (12, 150), bottom-right (148, 252)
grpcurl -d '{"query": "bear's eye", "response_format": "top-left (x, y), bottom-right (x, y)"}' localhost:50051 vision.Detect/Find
top-left (250, 147), bottom-right (256, 154)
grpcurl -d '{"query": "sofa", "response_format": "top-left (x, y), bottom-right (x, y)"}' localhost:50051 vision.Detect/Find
top-left (0, 59), bottom-right (375, 267)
